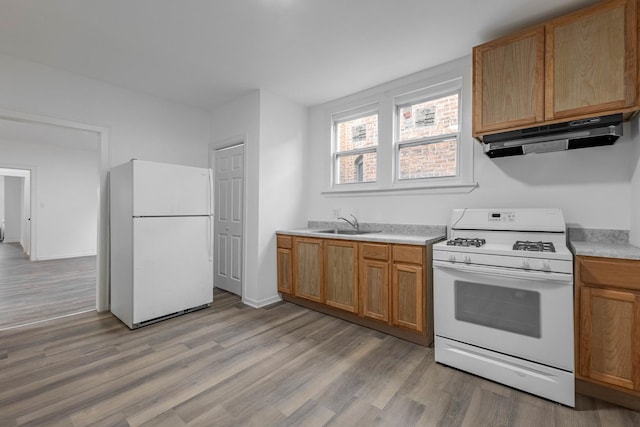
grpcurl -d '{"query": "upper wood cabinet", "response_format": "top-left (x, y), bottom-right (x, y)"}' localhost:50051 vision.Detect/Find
top-left (473, 0), bottom-right (639, 138)
top-left (473, 26), bottom-right (545, 135)
top-left (546, 0), bottom-right (638, 120)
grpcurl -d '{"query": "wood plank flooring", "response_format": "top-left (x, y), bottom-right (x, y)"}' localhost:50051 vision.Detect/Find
top-left (1, 288), bottom-right (638, 426)
top-left (0, 243), bottom-right (96, 330)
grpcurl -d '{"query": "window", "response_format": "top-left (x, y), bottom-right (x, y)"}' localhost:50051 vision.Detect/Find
top-left (333, 109), bottom-right (378, 184)
top-left (323, 56), bottom-right (475, 194)
top-left (396, 92), bottom-right (460, 180)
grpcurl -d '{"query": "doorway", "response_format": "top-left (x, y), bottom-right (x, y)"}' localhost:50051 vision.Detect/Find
top-left (0, 168), bottom-right (31, 258)
top-left (210, 143), bottom-right (244, 296)
top-left (0, 108), bottom-right (110, 326)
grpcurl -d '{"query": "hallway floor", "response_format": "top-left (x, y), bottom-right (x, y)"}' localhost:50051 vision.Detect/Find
top-left (0, 243), bottom-right (95, 330)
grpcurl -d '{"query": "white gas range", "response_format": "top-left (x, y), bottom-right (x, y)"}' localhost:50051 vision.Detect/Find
top-left (432, 208), bottom-right (575, 407)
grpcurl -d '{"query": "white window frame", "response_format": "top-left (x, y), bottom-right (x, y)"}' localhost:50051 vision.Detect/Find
top-left (323, 56), bottom-right (477, 195)
top-left (331, 104), bottom-right (379, 188)
top-left (393, 83), bottom-right (462, 186)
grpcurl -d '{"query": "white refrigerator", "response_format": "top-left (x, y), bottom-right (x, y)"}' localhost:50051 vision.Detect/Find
top-left (110, 159), bottom-right (214, 329)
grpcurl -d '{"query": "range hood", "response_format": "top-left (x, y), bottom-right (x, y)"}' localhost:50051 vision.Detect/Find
top-left (483, 114), bottom-right (623, 158)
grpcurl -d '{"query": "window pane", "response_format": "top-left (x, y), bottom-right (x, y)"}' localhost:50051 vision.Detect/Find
top-left (336, 113), bottom-right (378, 152)
top-left (398, 94), bottom-right (458, 142)
top-left (398, 139), bottom-right (457, 179)
top-left (337, 152), bottom-right (377, 184)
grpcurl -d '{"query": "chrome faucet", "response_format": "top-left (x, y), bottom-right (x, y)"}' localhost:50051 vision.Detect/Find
top-left (338, 214), bottom-right (359, 231)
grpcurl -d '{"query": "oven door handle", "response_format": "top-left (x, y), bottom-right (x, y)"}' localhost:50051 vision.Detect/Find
top-left (433, 260), bottom-right (573, 284)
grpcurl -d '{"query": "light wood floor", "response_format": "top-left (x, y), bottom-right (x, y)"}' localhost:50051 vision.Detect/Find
top-left (1, 289), bottom-right (638, 426)
top-left (0, 243), bottom-right (96, 330)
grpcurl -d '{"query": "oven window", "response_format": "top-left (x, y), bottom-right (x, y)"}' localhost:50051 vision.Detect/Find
top-left (454, 281), bottom-right (541, 338)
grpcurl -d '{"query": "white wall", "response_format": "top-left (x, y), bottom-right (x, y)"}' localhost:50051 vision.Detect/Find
top-left (306, 55), bottom-right (634, 232)
top-left (0, 175), bottom-right (4, 232)
top-left (4, 176), bottom-right (22, 243)
top-left (0, 138), bottom-right (98, 259)
top-left (210, 90), bottom-right (307, 306)
top-left (0, 52), bottom-right (211, 169)
top-left (630, 117), bottom-right (640, 246)
top-left (257, 90), bottom-right (308, 302)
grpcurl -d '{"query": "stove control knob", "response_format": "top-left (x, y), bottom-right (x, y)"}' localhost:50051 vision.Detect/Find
top-left (521, 260), bottom-right (530, 269)
top-left (542, 262), bottom-right (551, 271)
top-left (464, 256), bottom-right (471, 264)
top-left (448, 255), bottom-right (457, 263)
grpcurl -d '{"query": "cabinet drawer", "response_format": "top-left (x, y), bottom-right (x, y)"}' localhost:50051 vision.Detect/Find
top-left (361, 243), bottom-right (389, 261)
top-left (579, 257), bottom-right (640, 291)
top-left (392, 245), bottom-right (424, 264)
top-left (277, 234), bottom-right (292, 249)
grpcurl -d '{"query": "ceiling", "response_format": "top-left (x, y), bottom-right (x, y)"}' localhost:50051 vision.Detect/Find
top-left (0, 0), bottom-right (600, 110)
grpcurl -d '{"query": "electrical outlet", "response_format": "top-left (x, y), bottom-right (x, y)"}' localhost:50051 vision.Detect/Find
top-left (333, 208), bottom-right (341, 218)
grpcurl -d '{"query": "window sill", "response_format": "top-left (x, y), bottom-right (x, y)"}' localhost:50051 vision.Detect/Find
top-left (321, 181), bottom-right (478, 197)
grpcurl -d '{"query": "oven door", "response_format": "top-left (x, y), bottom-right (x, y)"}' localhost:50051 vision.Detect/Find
top-left (433, 260), bottom-right (574, 371)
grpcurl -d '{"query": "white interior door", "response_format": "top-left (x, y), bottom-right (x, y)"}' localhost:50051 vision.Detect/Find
top-left (211, 144), bottom-right (244, 296)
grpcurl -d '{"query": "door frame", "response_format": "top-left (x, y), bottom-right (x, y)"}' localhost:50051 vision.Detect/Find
top-left (209, 135), bottom-right (247, 299)
top-left (0, 107), bottom-right (110, 312)
top-left (0, 167), bottom-right (33, 258)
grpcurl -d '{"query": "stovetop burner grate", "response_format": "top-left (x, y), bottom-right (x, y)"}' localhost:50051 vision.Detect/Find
top-left (513, 241), bottom-right (556, 253)
top-left (447, 238), bottom-right (486, 248)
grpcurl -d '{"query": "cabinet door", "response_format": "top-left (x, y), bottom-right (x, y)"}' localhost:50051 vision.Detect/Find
top-left (360, 258), bottom-right (390, 322)
top-left (579, 286), bottom-right (640, 391)
top-left (277, 235), bottom-right (293, 295)
top-left (546, 0), bottom-right (638, 120)
top-left (325, 240), bottom-right (358, 313)
top-left (293, 237), bottom-right (324, 303)
top-left (391, 263), bottom-right (424, 333)
top-left (473, 26), bottom-right (545, 136)
top-left (277, 248), bottom-right (293, 295)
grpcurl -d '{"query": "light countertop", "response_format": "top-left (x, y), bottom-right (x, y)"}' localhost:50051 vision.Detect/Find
top-left (276, 227), bottom-right (445, 246)
top-left (570, 241), bottom-right (640, 260)
top-left (568, 228), bottom-right (640, 260)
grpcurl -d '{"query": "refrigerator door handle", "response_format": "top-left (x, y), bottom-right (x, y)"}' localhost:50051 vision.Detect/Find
top-left (208, 168), bottom-right (214, 216)
top-left (208, 215), bottom-right (213, 262)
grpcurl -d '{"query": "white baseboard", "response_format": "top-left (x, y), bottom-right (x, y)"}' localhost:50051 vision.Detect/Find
top-left (242, 294), bottom-right (282, 308)
top-left (36, 251), bottom-right (97, 261)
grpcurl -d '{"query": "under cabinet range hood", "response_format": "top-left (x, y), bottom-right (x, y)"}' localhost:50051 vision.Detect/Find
top-left (483, 114), bottom-right (623, 158)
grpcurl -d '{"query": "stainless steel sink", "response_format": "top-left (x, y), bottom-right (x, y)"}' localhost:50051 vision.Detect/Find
top-left (316, 229), bottom-right (380, 235)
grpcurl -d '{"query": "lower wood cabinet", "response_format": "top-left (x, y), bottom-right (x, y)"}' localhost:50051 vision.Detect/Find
top-left (392, 264), bottom-right (424, 334)
top-left (360, 243), bottom-right (390, 323)
top-left (276, 233), bottom-right (433, 346)
top-left (575, 255), bottom-right (640, 410)
top-left (276, 235), bottom-right (293, 295)
top-left (292, 237), bottom-right (324, 303)
top-left (391, 245), bottom-right (425, 334)
top-left (579, 286), bottom-right (640, 390)
top-left (324, 240), bottom-right (358, 313)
